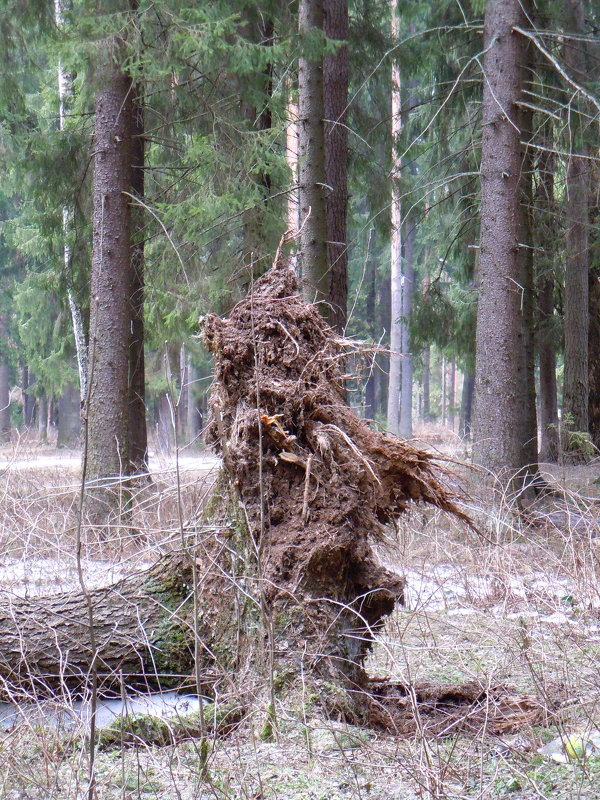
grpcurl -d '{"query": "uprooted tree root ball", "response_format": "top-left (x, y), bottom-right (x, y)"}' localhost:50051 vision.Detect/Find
top-left (202, 260), bottom-right (468, 692)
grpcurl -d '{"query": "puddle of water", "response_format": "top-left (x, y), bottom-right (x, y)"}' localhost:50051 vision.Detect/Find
top-left (0, 691), bottom-right (203, 731)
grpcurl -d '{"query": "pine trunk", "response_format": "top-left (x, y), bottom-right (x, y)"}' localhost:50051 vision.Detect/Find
top-left (87, 55), bottom-right (133, 486)
top-left (324, 0), bottom-right (348, 334)
top-left (298, 0), bottom-right (329, 308)
top-left (473, 0), bottom-right (538, 481)
top-left (128, 88), bottom-right (148, 473)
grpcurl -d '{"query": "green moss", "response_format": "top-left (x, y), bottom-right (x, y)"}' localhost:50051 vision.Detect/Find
top-left (97, 699), bottom-right (246, 749)
top-left (259, 702), bottom-right (276, 742)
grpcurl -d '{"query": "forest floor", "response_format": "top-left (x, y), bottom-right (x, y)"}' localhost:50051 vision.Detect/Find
top-left (0, 428), bottom-right (600, 799)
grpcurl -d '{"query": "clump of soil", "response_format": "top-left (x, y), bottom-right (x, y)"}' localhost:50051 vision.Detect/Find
top-left (202, 258), bottom-right (467, 687)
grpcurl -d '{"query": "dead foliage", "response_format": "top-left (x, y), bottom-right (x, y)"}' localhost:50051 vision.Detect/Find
top-left (364, 679), bottom-right (551, 736)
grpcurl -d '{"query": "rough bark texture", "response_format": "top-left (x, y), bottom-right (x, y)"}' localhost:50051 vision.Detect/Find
top-left (0, 555), bottom-right (197, 696)
top-left (589, 270), bottom-right (600, 449)
top-left (87, 57), bottom-right (133, 485)
top-left (473, 0), bottom-right (538, 482)
top-left (534, 135), bottom-right (559, 462)
top-left (324, 0), bottom-right (349, 334)
top-left (562, 0), bottom-right (589, 437)
top-left (387, 0), bottom-right (402, 434)
top-left (202, 260), bottom-right (467, 688)
top-left (128, 88), bottom-right (148, 472)
top-left (298, 0), bottom-right (329, 308)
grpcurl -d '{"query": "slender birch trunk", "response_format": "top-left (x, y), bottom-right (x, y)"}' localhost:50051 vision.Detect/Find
top-left (54, 0), bottom-right (88, 407)
top-left (386, 0), bottom-right (402, 434)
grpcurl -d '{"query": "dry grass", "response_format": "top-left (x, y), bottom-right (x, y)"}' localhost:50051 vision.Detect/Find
top-left (1, 434), bottom-right (600, 799)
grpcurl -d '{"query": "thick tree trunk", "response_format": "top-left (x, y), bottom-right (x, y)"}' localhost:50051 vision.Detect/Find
top-left (298, 0), bottom-right (329, 308)
top-left (562, 0), bottom-right (589, 436)
top-left (473, 0), bottom-right (538, 483)
top-left (128, 88), bottom-right (148, 473)
top-left (535, 132), bottom-right (559, 462)
top-left (387, 0), bottom-right (402, 434)
top-left (87, 54), bottom-right (133, 485)
top-left (400, 220), bottom-right (415, 438)
top-left (324, 0), bottom-right (348, 334)
top-left (0, 555), bottom-right (198, 696)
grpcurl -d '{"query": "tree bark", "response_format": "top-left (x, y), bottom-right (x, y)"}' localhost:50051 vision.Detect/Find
top-left (324, 0), bottom-right (348, 334)
top-left (589, 271), bottom-right (600, 449)
top-left (422, 346), bottom-right (430, 420)
top-left (400, 219), bottom-right (415, 437)
top-left (87, 52), bottom-right (133, 485)
top-left (0, 555), bottom-right (198, 696)
top-left (298, 0), bottom-right (329, 308)
top-left (128, 87), bottom-right (148, 473)
top-left (387, 0), bottom-right (402, 434)
top-left (535, 130), bottom-right (559, 462)
top-left (473, 0), bottom-right (538, 482)
top-left (57, 384), bottom-right (80, 448)
top-left (562, 0), bottom-right (589, 436)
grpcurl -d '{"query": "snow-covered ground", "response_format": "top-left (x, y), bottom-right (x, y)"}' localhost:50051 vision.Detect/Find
top-left (0, 452), bottom-right (220, 473)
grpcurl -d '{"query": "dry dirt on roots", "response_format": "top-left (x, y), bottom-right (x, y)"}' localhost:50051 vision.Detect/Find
top-left (201, 260), bottom-right (547, 732)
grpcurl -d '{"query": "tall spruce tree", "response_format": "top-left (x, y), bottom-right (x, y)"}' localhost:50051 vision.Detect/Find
top-left (86, 9), bottom-right (133, 485)
top-left (473, 0), bottom-right (538, 482)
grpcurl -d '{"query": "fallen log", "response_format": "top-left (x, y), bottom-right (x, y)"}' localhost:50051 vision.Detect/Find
top-left (0, 554), bottom-right (198, 696)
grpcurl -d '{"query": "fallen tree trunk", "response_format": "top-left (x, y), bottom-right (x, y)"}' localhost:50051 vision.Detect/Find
top-left (0, 555), bottom-right (202, 697)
